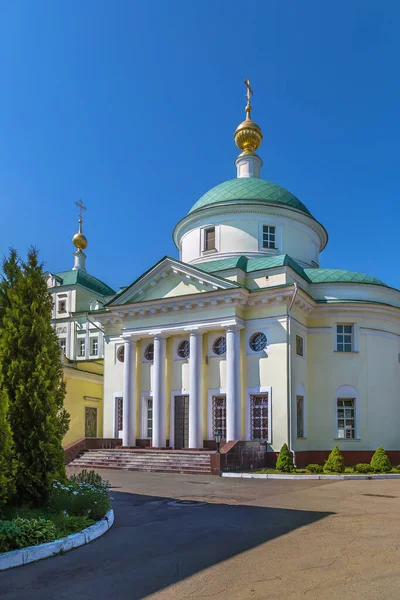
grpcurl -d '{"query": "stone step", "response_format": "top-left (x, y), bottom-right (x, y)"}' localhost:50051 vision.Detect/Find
top-left (74, 455), bottom-right (210, 463)
top-left (72, 462), bottom-right (211, 474)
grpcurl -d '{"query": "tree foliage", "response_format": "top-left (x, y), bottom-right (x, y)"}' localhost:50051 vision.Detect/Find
top-left (276, 443), bottom-right (294, 472)
top-left (0, 248), bottom-right (69, 506)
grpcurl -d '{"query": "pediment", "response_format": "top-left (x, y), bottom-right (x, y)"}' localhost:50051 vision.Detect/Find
top-left (106, 257), bottom-right (240, 307)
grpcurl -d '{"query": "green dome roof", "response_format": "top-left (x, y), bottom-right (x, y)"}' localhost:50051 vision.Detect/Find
top-left (189, 178), bottom-right (312, 216)
top-left (304, 268), bottom-right (386, 286)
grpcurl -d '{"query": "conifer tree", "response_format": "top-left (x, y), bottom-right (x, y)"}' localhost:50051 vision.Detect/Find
top-left (276, 443), bottom-right (294, 472)
top-left (0, 250), bottom-right (19, 507)
top-left (0, 248), bottom-right (69, 506)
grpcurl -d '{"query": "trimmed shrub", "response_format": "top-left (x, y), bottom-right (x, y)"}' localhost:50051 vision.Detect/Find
top-left (306, 464), bottom-right (323, 474)
top-left (354, 463), bottom-right (371, 474)
top-left (275, 444), bottom-right (294, 472)
top-left (344, 467), bottom-right (354, 474)
top-left (324, 446), bottom-right (344, 473)
top-left (370, 447), bottom-right (391, 473)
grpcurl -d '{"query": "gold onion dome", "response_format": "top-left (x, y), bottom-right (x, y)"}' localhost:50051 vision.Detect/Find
top-left (72, 219), bottom-right (88, 251)
top-left (234, 78), bottom-right (263, 154)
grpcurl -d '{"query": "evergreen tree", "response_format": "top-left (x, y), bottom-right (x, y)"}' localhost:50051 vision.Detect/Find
top-left (0, 248), bottom-right (69, 506)
top-left (276, 443), bottom-right (294, 472)
top-left (0, 250), bottom-right (19, 507)
top-left (370, 447), bottom-right (392, 473)
top-left (324, 446), bottom-right (344, 473)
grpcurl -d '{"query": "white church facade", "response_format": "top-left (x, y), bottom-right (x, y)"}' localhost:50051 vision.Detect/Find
top-left (85, 84), bottom-right (400, 465)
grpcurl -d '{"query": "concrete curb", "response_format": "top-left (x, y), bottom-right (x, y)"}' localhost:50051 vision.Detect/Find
top-left (0, 509), bottom-right (114, 571)
top-left (222, 473), bottom-right (400, 480)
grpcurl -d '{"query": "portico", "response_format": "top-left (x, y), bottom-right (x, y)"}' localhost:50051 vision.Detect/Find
top-left (119, 317), bottom-right (244, 449)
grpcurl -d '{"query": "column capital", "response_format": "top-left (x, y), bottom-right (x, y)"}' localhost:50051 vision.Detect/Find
top-left (152, 331), bottom-right (170, 340)
top-left (225, 324), bottom-right (244, 333)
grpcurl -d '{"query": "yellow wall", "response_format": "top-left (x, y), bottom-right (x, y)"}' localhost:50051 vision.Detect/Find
top-left (62, 361), bottom-right (104, 447)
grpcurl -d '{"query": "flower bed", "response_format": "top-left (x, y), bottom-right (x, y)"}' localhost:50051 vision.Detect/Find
top-left (0, 470), bottom-right (112, 554)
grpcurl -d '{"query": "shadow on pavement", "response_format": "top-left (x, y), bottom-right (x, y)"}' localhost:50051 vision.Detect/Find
top-left (0, 490), bottom-right (333, 600)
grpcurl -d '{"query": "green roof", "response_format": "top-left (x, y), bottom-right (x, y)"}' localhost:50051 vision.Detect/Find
top-left (196, 256), bottom-right (387, 287)
top-left (189, 178), bottom-right (312, 216)
top-left (304, 268), bottom-right (386, 286)
top-left (196, 255), bottom-right (307, 279)
top-left (54, 270), bottom-right (116, 296)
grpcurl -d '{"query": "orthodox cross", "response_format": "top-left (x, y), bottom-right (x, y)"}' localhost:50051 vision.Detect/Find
top-left (244, 77), bottom-right (253, 103)
top-left (75, 199), bottom-right (87, 221)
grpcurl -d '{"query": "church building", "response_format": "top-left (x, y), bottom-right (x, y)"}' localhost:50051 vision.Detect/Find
top-left (83, 83), bottom-right (400, 464)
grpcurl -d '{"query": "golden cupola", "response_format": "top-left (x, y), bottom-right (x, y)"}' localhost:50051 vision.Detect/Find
top-left (234, 78), bottom-right (263, 155)
top-left (72, 200), bottom-right (88, 271)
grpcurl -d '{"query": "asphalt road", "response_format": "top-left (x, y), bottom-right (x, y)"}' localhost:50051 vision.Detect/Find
top-left (1, 470), bottom-right (400, 600)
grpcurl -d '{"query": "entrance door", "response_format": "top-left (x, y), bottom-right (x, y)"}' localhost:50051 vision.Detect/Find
top-left (115, 397), bottom-right (123, 439)
top-left (85, 406), bottom-right (98, 438)
top-left (174, 395), bottom-right (189, 449)
top-left (212, 395), bottom-right (226, 440)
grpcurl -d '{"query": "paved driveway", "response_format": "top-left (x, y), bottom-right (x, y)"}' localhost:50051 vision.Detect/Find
top-left (1, 470), bottom-right (400, 599)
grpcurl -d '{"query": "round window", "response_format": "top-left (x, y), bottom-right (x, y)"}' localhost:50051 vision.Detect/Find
top-left (249, 332), bottom-right (267, 352)
top-left (144, 343), bottom-right (154, 361)
top-left (177, 340), bottom-right (190, 359)
top-left (116, 345), bottom-right (125, 363)
top-left (212, 336), bottom-right (226, 356)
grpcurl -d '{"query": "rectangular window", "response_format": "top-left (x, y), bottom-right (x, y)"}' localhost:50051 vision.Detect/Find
top-left (336, 324), bottom-right (353, 352)
top-left (262, 225), bottom-right (276, 249)
top-left (296, 335), bottom-right (304, 357)
top-left (59, 339), bottom-right (66, 353)
top-left (296, 396), bottom-right (304, 438)
top-left (58, 299), bottom-right (66, 313)
top-left (204, 227), bottom-right (216, 251)
top-left (91, 337), bottom-right (98, 356)
top-left (337, 398), bottom-right (356, 439)
top-left (212, 395), bottom-right (227, 439)
top-left (79, 339), bottom-right (85, 357)
top-left (250, 394), bottom-right (269, 440)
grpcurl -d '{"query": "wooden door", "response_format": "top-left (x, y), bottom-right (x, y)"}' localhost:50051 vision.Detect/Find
top-left (174, 395), bottom-right (189, 449)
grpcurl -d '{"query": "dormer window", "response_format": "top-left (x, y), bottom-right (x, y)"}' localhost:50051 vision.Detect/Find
top-left (262, 226), bottom-right (276, 249)
top-left (204, 227), bottom-right (216, 251)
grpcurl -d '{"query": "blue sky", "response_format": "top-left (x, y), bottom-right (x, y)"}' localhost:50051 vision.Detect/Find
top-left (1, 0), bottom-right (399, 291)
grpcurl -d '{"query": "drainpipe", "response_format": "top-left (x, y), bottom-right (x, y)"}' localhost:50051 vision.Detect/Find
top-left (287, 283), bottom-right (298, 467)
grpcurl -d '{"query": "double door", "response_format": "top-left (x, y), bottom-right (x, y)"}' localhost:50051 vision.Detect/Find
top-left (174, 395), bottom-right (189, 449)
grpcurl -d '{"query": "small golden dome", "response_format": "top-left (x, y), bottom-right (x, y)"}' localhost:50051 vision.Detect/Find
top-left (234, 117), bottom-right (263, 154)
top-left (234, 77), bottom-right (263, 154)
top-left (72, 219), bottom-right (88, 251)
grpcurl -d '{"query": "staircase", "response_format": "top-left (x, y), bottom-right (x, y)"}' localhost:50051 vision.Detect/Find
top-left (69, 448), bottom-right (213, 475)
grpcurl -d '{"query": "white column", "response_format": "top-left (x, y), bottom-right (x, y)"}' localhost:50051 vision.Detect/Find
top-left (152, 335), bottom-right (166, 448)
top-left (122, 340), bottom-right (136, 447)
top-left (189, 330), bottom-right (203, 449)
top-left (226, 326), bottom-right (241, 441)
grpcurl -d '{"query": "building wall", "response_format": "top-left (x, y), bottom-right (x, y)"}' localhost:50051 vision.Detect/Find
top-left (63, 361), bottom-right (104, 447)
top-left (102, 304), bottom-right (400, 453)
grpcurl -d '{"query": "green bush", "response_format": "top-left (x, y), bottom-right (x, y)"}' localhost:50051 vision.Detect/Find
top-left (0, 518), bottom-right (56, 552)
top-left (324, 446), bottom-right (344, 473)
top-left (344, 467), bottom-right (354, 474)
top-left (50, 479), bottom-right (111, 521)
top-left (69, 470), bottom-right (110, 493)
top-left (354, 463), bottom-right (372, 474)
top-left (306, 464), bottom-right (323, 474)
top-left (275, 444), bottom-right (294, 472)
top-left (0, 520), bottom-right (22, 553)
top-left (370, 447), bottom-right (391, 473)
top-left (51, 513), bottom-right (95, 537)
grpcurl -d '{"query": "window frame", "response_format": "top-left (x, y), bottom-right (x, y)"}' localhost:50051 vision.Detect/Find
top-left (200, 225), bottom-right (219, 255)
top-left (90, 337), bottom-right (99, 356)
top-left (58, 299), bottom-right (67, 313)
top-left (262, 225), bottom-right (276, 250)
top-left (296, 334), bottom-right (305, 358)
top-left (334, 385), bottom-right (359, 440)
top-left (245, 387), bottom-right (272, 443)
top-left (59, 338), bottom-right (66, 354)
top-left (78, 339), bottom-right (86, 357)
top-left (296, 395), bottom-right (305, 438)
top-left (143, 342), bottom-right (155, 363)
top-left (335, 323), bottom-right (359, 353)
